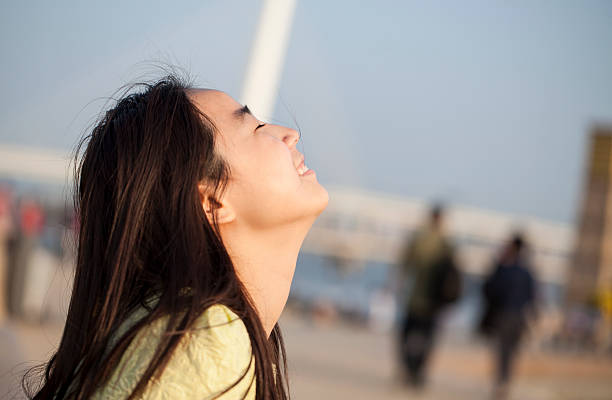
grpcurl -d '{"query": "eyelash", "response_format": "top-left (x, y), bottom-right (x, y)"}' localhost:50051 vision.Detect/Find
top-left (255, 123), bottom-right (266, 130)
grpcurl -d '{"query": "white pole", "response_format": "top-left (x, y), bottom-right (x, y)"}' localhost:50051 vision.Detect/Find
top-left (241, 0), bottom-right (297, 121)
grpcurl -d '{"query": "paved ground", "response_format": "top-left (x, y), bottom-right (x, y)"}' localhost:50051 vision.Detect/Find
top-left (1, 311), bottom-right (611, 400)
top-left (281, 310), bottom-right (612, 400)
top-left (0, 318), bottom-right (65, 399)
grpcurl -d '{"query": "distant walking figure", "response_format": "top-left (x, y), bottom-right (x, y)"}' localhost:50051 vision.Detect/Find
top-left (481, 233), bottom-right (536, 399)
top-left (397, 205), bottom-right (461, 387)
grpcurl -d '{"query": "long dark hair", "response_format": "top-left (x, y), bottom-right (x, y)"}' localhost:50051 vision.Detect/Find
top-left (24, 75), bottom-right (289, 399)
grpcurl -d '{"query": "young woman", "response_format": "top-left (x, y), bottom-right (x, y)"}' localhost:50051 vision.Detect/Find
top-left (25, 75), bottom-right (328, 399)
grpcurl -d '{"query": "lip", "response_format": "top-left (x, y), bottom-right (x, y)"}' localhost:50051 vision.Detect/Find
top-left (296, 159), bottom-right (314, 177)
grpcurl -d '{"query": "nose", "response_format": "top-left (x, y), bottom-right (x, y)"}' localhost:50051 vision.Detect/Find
top-left (281, 127), bottom-right (300, 148)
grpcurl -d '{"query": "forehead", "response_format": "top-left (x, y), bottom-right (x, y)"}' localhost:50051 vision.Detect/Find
top-left (187, 89), bottom-right (241, 128)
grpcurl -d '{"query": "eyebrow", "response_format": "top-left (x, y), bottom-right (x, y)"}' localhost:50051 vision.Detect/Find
top-left (233, 105), bottom-right (253, 120)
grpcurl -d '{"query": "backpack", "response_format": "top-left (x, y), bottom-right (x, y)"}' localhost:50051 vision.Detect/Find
top-left (429, 254), bottom-right (462, 309)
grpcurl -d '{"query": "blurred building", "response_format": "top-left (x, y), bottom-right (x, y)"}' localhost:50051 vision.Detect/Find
top-left (297, 187), bottom-right (572, 341)
top-left (567, 127), bottom-right (612, 306)
top-left (304, 186), bottom-right (573, 286)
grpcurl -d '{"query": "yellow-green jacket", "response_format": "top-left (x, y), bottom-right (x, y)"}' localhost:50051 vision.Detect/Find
top-left (92, 304), bottom-right (255, 399)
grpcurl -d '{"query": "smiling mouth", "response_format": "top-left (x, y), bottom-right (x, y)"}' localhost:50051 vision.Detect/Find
top-left (297, 160), bottom-right (310, 176)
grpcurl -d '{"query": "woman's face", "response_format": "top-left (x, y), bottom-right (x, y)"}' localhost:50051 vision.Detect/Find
top-left (189, 90), bottom-right (328, 229)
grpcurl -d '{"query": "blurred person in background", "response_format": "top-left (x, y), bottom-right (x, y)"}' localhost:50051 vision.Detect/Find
top-left (0, 187), bottom-right (13, 322)
top-left (480, 233), bottom-right (536, 400)
top-left (7, 197), bottom-right (45, 318)
top-left (23, 74), bottom-right (328, 399)
top-left (397, 205), bottom-right (461, 388)
top-left (596, 288), bottom-right (612, 352)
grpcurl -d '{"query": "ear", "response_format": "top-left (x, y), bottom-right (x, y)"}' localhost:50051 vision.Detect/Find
top-left (198, 184), bottom-right (236, 225)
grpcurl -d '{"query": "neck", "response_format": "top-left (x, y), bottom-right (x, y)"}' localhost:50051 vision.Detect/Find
top-left (220, 218), bottom-right (314, 337)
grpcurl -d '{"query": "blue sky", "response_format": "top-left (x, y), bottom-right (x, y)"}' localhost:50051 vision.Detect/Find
top-left (2, 0), bottom-right (612, 223)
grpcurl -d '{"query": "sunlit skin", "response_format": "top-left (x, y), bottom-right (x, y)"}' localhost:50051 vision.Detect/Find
top-left (188, 89), bottom-right (329, 337)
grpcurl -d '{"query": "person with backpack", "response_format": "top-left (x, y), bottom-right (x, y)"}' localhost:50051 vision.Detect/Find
top-left (397, 205), bottom-right (462, 387)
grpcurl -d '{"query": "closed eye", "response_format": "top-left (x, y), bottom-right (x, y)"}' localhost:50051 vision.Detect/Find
top-left (255, 123), bottom-right (266, 130)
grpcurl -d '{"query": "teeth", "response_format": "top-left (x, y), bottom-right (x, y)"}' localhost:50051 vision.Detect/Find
top-left (298, 163), bottom-right (309, 175)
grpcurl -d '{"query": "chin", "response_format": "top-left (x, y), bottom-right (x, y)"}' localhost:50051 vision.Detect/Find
top-left (279, 184), bottom-right (328, 224)
top-left (316, 186), bottom-right (329, 214)
top-left (309, 184), bottom-right (329, 217)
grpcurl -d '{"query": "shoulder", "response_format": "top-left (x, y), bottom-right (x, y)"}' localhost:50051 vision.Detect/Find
top-left (154, 304), bottom-right (255, 398)
top-left (186, 304), bottom-right (254, 378)
top-left (94, 304), bottom-right (256, 400)
top-left (519, 264), bottom-right (535, 281)
top-left (195, 304), bottom-right (246, 332)
top-left (189, 304), bottom-right (252, 356)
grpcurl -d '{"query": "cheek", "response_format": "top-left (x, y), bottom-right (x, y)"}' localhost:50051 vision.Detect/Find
top-left (229, 146), bottom-right (294, 188)
top-left (225, 146), bottom-right (303, 226)
top-left (245, 141), bottom-right (297, 190)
